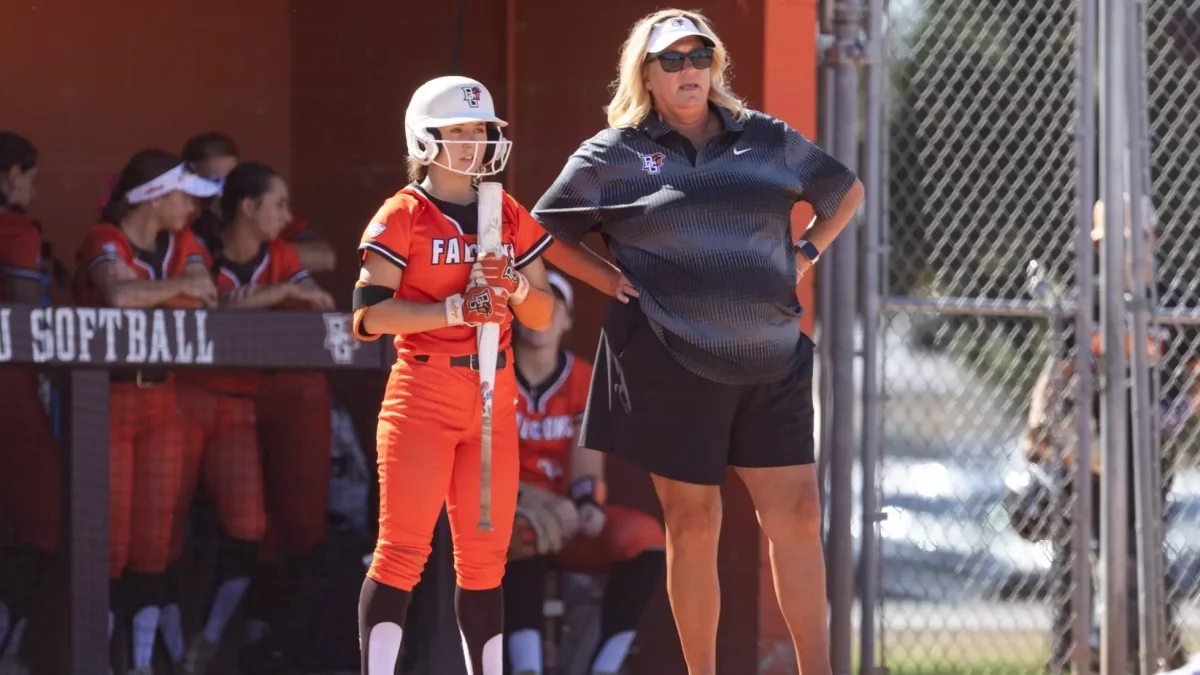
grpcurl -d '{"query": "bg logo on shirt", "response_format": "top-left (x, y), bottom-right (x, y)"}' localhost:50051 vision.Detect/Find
top-left (640, 152), bottom-right (666, 175)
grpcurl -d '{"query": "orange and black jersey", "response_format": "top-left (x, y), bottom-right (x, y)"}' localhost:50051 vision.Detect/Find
top-left (74, 224), bottom-right (206, 307)
top-left (193, 230), bottom-right (310, 295)
top-left (516, 351), bottom-right (593, 495)
top-left (357, 184), bottom-right (553, 356)
top-left (184, 231), bottom-right (312, 394)
top-left (0, 206), bottom-right (43, 300)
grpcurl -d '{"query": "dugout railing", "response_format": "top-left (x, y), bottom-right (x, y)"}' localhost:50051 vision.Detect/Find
top-left (0, 303), bottom-right (401, 674)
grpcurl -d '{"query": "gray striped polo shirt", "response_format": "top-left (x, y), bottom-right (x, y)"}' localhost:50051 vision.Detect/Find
top-left (531, 104), bottom-right (857, 385)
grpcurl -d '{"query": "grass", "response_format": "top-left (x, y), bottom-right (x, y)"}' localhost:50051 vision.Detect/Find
top-left (855, 627), bottom-right (1049, 675)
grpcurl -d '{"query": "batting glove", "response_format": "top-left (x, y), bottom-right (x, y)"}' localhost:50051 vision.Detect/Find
top-left (475, 254), bottom-right (530, 304)
top-left (516, 484), bottom-right (568, 554)
top-left (520, 482), bottom-right (580, 541)
top-left (445, 284), bottom-right (509, 327)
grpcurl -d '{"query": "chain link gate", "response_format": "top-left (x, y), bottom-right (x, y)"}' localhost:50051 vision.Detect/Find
top-left (1147, 0), bottom-right (1200, 668)
top-left (864, 0), bottom-right (1093, 671)
top-left (838, 0), bottom-right (1200, 672)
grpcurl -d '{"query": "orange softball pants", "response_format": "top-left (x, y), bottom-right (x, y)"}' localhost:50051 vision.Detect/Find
top-left (367, 351), bottom-right (519, 592)
top-left (0, 367), bottom-right (60, 554)
top-left (255, 371), bottom-right (331, 561)
top-left (171, 382), bottom-right (267, 563)
top-left (109, 379), bottom-right (184, 579)
top-left (552, 505), bottom-right (666, 575)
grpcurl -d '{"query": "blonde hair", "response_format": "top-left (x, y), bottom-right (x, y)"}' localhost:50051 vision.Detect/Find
top-left (606, 9), bottom-right (747, 129)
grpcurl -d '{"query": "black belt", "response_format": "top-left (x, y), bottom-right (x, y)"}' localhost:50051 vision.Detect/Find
top-left (110, 368), bottom-right (170, 387)
top-left (413, 352), bottom-right (507, 371)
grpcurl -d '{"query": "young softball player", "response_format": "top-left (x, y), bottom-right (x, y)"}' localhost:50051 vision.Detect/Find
top-left (74, 149), bottom-right (221, 674)
top-left (0, 131), bottom-right (60, 674)
top-left (352, 75), bottom-right (556, 675)
top-left (172, 161), bottom-right (334, 674)
top-left (505, 270), bottom-right (666, 675)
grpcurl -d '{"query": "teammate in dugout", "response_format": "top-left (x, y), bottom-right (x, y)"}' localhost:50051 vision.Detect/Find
top-left (173, 131), bottom-right (340, 670)
top-left (74, 149), bottom-right (222, 675)
top-left (505, 270), bottom-right (666, 675)
top-left (351, 75), bottom-right (562, 675)
top-left (0, 132), bottom-right (60, 675)
top-left (170, 161), bottom-right (335, 674)
top-left (532, 10), bottom-right (864, 675)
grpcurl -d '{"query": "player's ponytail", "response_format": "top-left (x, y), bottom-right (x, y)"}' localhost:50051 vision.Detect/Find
top-left (406, 156), bottom-right (429, 183)
top-left (219, 161), bottom-right (279, 228)
top-left (100, 149), bottom-right (182, 225)
top-left (0, 132), bottom-right (38, 209)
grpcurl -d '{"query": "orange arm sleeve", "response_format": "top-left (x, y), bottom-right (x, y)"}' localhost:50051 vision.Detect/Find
top-left (511, 286), bottom-right (554, 332)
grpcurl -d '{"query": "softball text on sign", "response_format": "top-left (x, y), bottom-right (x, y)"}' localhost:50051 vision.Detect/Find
top-left (0, 306), bottom-right (214, 365)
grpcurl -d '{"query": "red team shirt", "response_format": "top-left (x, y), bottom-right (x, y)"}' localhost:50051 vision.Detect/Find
top-left (0, 207), bottom-right (43, 298)
top-left (74, 223), bottom-right (207, 307)
top-left (357, 186), bottom-right (553, 355)
top-left (183, 235), bottom-right (311, 393)
top-left (516, 352), bottom-right (594, 495)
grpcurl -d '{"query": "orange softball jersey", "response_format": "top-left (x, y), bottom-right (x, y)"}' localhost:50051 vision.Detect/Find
top-left (516, 352), bottom-right (593, 496)
top-left (0, 207), bottom-right (43, 296)
top-left (357, 185), bottom-right (553, 354)
top-left (74, 224), bottom-right (207, 306)
top-left (182, 236), bottom-right (311, 394)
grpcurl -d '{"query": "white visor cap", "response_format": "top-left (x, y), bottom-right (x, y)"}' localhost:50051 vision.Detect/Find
top-left (127, 163), bottom-right (222, 205)
top-left (646, 16), bottom-right (713, 54)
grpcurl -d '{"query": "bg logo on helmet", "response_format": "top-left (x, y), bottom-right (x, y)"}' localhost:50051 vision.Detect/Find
top-left (462, 86), bottom-right (483, 108)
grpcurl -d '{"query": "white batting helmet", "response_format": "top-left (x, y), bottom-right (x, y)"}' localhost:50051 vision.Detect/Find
top-left (404, 75), bottom-right (512, 177)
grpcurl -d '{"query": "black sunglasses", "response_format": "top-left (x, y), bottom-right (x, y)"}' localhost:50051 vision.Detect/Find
top-left (647, 48), bottom-right (714, 73)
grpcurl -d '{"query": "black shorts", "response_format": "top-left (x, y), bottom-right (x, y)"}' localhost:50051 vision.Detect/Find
top-left (579, 299), bottom-right (816, 486)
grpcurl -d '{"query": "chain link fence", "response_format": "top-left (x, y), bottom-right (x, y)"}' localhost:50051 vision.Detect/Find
top-left (854, 0), bottom-right (1200, 672)
top-left (874, 0), bottom-right (1084, 671)
top-left (1148, 0), bottom-right (1200, 668)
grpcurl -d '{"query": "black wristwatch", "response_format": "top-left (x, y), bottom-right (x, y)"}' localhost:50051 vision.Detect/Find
top-left (796, 239), bottom-right (821, 263)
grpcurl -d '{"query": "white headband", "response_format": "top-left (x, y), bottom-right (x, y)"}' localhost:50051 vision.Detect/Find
top-left (546, 270), bottom-right (574, 311)
top-left (126, 163), bottom-right (222, 204)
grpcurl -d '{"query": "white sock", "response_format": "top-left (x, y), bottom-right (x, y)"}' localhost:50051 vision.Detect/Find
top-left (244, 618), bottom-right (270, 645)
top-left (159, 602), bottom-right (185, 662)
top-left (482, 633), bottom-right (504, 675)
top-left (366, 623), bottom-right (403, 674)
top-left (131, 605), bottom-right (161, 668)
top-left (202, 576), bottom-right (250, 644)
top-left (591, 630), bottom-right (636, 674)
top-left (507, 628), bottom-right (542, 674)
top-left (461, 631), bottom-right (503, 675)
top-left (2, 617), bottom-right (25, 657)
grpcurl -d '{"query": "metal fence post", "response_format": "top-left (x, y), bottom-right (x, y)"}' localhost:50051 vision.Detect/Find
top-left (1099, 0), bottom-right (1131, 668)
top-left (817, 0), bottom-right (837, 538)
top-left (63, 369), bottom-right (109, 675)
top-left (1124, 2), bottom-right (1167, 669)
top-left (1071, 0), bottom-right (1098, 671)
top-left (828, 0), bottom-right (863, 671)
top-left (858, 0), bottom-right (885, 668)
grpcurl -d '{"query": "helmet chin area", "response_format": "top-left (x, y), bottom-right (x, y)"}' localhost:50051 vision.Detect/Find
top-left (426, 138), bottom-right (512, 177)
